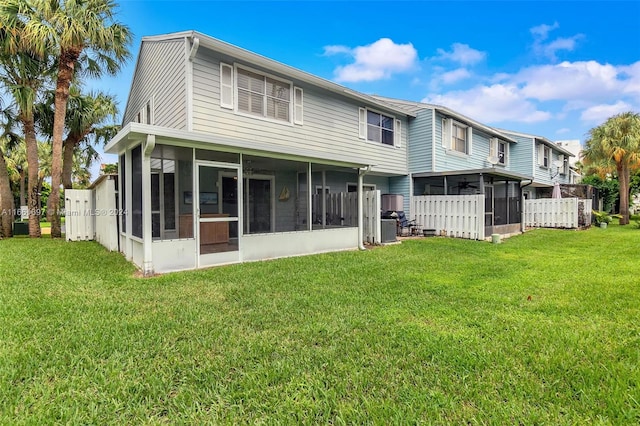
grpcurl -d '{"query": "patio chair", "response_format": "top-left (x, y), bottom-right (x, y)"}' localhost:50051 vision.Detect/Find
top-left (396, 211), bottom-right (419, 236)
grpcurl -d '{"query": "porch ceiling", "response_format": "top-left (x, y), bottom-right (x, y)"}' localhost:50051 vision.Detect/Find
top-left (413, 168), bottom-right (533, 182)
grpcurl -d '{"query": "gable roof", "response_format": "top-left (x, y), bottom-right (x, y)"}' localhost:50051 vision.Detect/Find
top-left (130, 31), bottom-right (415, 119)
top-left (496, 128), bottom-right (575, 157)
top-left (371, 96), bottom-right (518, 144)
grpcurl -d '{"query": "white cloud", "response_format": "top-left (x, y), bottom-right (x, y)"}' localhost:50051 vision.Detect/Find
top-left (420, 59), bottom-right (639, 128)
top-left (435, 43), bottom-right (486, 65)
top-left (541, 35), bottom-right (583, 59)
top-left (516, 61), bottom-right (622, 102)
top-left (556, 128), bottom-right (571, 135)
top-left (323, 45), bottom-right (351, 55)
top-left (580, 101), bottom-right (633, 124)
top-left (440, 68), bottom-right (472, 84)
top-left (530, 22), bottom-right (559, 39)
top-left (324, 38), bottom-right (418, 82)
top-left (422, 84), bottom-right (551, 124)
top-left (620, 61), bottom-right (640, 95)
top-left (530, 22), bottom-right (583, 60)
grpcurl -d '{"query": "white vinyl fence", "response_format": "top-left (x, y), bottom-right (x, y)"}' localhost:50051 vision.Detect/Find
top-left (412, 195), bottom-right (485, 240)
top-left (94, 177), bottom-right (119, 251)
top-left (524, 198), bottom-right (593, 229)
top-left (312, 190), bottom-right (381, 244)
top-left (64, 189), bottom-right (94, 241)
top-left (65, 176), bottom-right (119, 249)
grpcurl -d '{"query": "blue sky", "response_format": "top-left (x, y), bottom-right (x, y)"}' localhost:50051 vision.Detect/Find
top-left (92, 0), bottom-right (640, 168)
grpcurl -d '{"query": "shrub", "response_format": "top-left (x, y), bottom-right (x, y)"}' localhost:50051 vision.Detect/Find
top-left (592, 210), bottom-right (612, 225)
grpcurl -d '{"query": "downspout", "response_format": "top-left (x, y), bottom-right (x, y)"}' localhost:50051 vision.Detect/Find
top-left (358, 165), bottom-right (372, 250)
top-left (520, 179), bottom-right (533, 233)
top-left (186, 36), bottom-right (199, 132)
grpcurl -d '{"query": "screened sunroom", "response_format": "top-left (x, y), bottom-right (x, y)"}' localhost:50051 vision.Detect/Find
top-left (112, 130), bottom-right (376, 274)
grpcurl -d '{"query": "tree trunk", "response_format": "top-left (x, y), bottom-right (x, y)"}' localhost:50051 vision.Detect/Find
top-left (48, 49), bottom-right (78, 238)
top-left (618, 162), bottom-right (630, 225)
top-left (24, 116), bottom-right (41, 238)
top-left (62, 137), bottom-right (76, 189)
top-left (0, 148), bottom-right (15, 238)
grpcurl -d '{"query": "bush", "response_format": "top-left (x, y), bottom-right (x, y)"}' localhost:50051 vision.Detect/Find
top-left (593, 210), bottom-right (613, 225)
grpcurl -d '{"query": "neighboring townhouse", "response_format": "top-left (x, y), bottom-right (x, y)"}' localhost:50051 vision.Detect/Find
top-left (499, 130), bottom-right (575, 199)
top-left (104, 31), bottom-right (414, 274)
top-left (374, 97), bottom-right (533, 237)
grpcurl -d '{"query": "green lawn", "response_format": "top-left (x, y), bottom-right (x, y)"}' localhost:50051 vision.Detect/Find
top-left (1, 225), bottom-right (639, 424)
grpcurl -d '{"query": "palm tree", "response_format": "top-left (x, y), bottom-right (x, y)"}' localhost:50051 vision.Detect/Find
top-left (40, 87), bottom-right (118, 189)
top-left (1, 0), bottom-right (132, 237)
top-left (0, 106), bottom-right (18, 237)
top-left (0, 30), bottom-right (51, 237)
top-left (582, 112), bottom-right (640, 225)
top-left (71, 145), bottom-right (100, 188)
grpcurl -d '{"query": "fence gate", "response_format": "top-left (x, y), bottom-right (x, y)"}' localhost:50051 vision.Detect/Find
top-left (65, 189), bottom-right (94, 241)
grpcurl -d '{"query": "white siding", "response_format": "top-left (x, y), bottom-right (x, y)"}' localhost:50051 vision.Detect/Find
top-left (124, 39), bottom-right (188, 130)
top-left (191, 48), bottom-right (408, 174)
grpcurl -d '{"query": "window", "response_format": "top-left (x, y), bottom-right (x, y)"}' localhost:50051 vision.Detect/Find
top-left (358, 108), bottom-right (401, 147)
top-left (220, 63), bottom-right (301, 125)
top-left (490, 138), bottom-right (508, 165)
top-left (347, 183), bottom-right (375, 192)
top-left (558, 155), bottom-right (567, 175)
top-left (538, 144), bottom-right (551, 168)
top-left (131, 145), bottom-right (143, 238)
top-left (150, 157), bottom-right (176, 241)
top-left (120, 153), bottom-right (126, 233)
top-left (442, 118), bottom-right (472, 154)
top-left (133, 99), bottom-right (153, 125)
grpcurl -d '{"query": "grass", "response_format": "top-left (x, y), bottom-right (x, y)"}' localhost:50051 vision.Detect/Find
top-left (1, 225), bottom-right (639, 424)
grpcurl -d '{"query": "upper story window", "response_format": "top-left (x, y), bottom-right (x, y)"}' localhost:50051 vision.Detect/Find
top-left (490, 137), bottom-right (508, 166)
top-left (442, 118), bottom-right (472, 155)
top-left (358, 108), bottom-right (402, 147)
top-left (559, 155), bottom-right (568, 175)
top-left (220, 62), bottom-right (303, 125)
top-left (538, 144), bottom-right (551, 168)
top-left (134, 99), bottom-right (153, 125)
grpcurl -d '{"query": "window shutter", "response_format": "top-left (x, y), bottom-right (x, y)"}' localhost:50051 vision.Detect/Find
top-left (394, 119), bottom-right (402, 147)
top-left (358, 108), bottom-right (366, 139)
top-left (489, 137), bottom-right (497, 157)
top-left (537, 144), bottom-right (544, 166)
top-left (505, 143), bottom-right (509, 166)
top-left (441, 118), bottom-right (450, 148)
top-left (293, 87), bottom-right (303, 125)
top-left (466, 126), bottom-right (473, 155)
top-left (220, 63), bottom-right (234, 109)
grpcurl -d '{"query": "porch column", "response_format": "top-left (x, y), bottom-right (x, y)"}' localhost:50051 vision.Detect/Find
top-left (142, 134), bottom-right (155, 275)
top-left (505, 180), bottom-right (510, 224)
top-left (443, 176), bottom-right (447, 195)
top-left (358, 169), bottom-right (364, 249)
top-left (479, 174), bottom-right (485, 194)
top-left (307, 162), bottom-right (312, 230)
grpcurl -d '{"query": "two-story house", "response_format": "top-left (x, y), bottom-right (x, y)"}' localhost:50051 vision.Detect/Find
top-left (104, 31), bottom-right (414, 274)
top-left (105, 31), bottom-right (575, 273)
